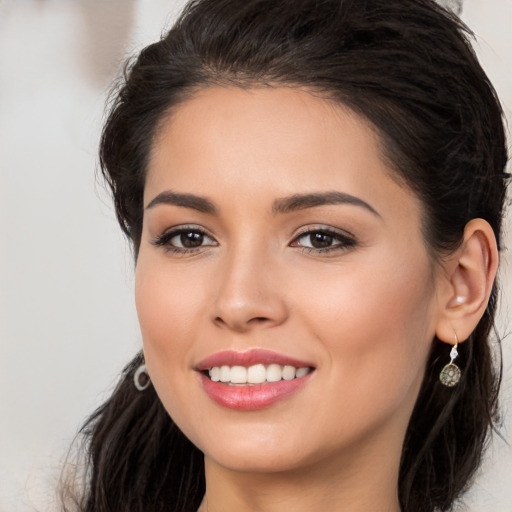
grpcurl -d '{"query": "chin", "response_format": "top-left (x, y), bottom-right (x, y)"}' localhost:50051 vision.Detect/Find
top-left (180, 416), bottom-right (314, 473)
top-left (204, 443), bottom-right (312, 474)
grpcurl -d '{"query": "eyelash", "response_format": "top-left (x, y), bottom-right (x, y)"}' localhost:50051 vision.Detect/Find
top-left (151, 226), bottom-right (357, 255)
top-left (292, 227), bottom-right (357, 254)
top-left (151, 226), bottom-right (217, 254)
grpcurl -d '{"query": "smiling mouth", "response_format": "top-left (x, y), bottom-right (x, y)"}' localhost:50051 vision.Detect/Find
top-left (198, 352), bottom-right (316, 409)
top-left (203, 364), bottom-right (314, 386)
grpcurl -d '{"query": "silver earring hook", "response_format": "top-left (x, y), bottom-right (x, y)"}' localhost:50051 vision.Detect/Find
top-left (449, 333), bottom-right (459, 363)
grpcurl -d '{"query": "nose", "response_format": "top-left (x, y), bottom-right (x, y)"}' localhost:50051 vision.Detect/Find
top-left (211, 246), bottom-right (288, 332)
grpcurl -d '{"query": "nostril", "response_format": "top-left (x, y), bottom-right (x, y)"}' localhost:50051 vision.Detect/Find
top-left (250, 317), bottom-right (270, 323)
top-left (214, 316), bottom-right (270, 327)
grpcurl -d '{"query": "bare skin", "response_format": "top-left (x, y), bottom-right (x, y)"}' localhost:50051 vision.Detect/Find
top-left (135, 87), bottom-right (498, 512)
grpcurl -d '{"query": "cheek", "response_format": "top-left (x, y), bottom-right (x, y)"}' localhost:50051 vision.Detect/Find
top-left (135, 255), bottom-right (203, 346)
top-left (134, 256), bottom-right (203, 399)
top-left (294, 249), bottom-right (435, 407)
top-left (135, 262), bottom-right (211, 439)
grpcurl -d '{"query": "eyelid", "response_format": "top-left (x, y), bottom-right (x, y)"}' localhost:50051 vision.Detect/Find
top-left (290, 225), bottom-right (357, 253)
top-left (151, 224), bottom-right (218, 252)
top-left (292, 224), bottom-right (355, 239)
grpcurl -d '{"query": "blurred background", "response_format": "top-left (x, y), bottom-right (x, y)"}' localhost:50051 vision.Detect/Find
top-left (0, 0), bottom-right (511, 510)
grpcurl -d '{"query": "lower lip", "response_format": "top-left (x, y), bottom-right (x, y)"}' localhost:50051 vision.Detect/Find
top-left (199, 372), bottom-right (313, 411)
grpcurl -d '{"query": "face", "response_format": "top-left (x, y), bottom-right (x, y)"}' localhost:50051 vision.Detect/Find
top-left (136, 87), bottom-right (442, 475)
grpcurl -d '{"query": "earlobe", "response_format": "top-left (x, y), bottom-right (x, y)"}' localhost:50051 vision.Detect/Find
top-left (435, 218), bottom-right (498, 345)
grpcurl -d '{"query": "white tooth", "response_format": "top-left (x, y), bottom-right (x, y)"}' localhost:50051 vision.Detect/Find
top-left (247, 364), bottom-right (266, 384)
top-left (230, 365), bottom-right (247, 384)
top-left (266, 364), bottom-right (283, 382)
top-left (295, 367), bottom-right (310, 378)
top-left (282, 365), bottom-right (296, 380)
top-left (210, 367), bottom-right (220, 382)
top-left (220, 365), bottom-right (231, 382)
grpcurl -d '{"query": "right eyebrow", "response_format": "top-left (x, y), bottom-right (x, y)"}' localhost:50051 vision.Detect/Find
top-left (145, 190), bottom-right (218, 214)
top-left (272, 191), bottom-right (381, 218)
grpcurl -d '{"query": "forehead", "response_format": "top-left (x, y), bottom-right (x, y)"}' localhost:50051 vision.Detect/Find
top-left (145, 86), bottom-right (419, 222)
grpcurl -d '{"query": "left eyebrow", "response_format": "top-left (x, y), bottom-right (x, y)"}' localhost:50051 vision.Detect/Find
top-left (145, 190), bottom-right (218, 214)
top-left (272, 191), bottom-right (381, 218)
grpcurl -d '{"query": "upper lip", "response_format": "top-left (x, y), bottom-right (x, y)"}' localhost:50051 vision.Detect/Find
top-left (196, 349), bottom-right (315, 371)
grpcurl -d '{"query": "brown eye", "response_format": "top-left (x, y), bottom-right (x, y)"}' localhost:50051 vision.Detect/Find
top-left (292, 228), bottom-right (356, 253)
top-left (309, 232), bottom-right (334, 248)
top-left (179, 231), bottom-right (204, 248)
top-left (169, 229), bottom-right (216, 249)
top-left (152, 227), bottom-right (218, 253)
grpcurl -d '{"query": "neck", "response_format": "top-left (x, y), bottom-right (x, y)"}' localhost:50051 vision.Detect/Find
top-left (198, 443), bottom-right (402, 512)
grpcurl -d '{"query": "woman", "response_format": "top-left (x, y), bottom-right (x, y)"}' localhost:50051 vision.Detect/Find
top-left (63, 0), bottom-right (509, 511)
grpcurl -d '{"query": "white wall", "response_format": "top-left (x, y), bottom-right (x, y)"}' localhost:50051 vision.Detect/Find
top-left (0, 1), bottom-right (510, 511)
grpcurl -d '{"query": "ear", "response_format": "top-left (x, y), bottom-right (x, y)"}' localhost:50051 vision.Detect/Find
top-left (435, 218), bottom-right (499, 345)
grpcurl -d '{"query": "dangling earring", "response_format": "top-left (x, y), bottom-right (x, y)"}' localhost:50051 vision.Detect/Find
top-left (134, 363), bottom-right (151, 391)
top-left (439, 333), bottom-right (461, 387)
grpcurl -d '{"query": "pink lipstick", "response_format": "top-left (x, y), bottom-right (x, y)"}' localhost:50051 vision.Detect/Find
top-left (196, 349), bottom-right (315, 410)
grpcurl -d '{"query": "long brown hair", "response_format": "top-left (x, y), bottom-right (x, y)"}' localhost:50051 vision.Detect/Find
top-left (62, 1), bottom-right (509, 511)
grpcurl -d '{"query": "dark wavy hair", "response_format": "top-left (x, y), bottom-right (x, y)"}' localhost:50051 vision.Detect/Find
top-left (61, 1), bottom-right (509, 511)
